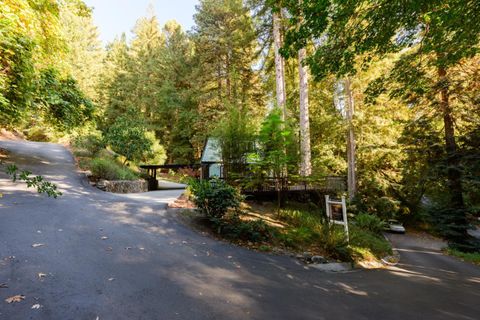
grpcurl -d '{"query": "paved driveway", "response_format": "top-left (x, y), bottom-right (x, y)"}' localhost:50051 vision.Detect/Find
top-left (1, 140), bottom-right (479, 320)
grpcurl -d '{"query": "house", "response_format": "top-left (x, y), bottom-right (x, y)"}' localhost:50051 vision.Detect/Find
top-left (200, 137), bottom-right (223, 179)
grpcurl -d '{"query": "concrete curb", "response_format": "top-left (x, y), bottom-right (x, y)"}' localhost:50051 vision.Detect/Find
top-left (310, 262), bottom-right (354, 272)
top-left (381, 233), bottom-right (401, 266)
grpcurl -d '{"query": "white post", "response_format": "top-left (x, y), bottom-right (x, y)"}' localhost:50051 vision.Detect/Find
top-left (341, 195), bottom-right (349, 242)
top-left (325, 195), bottom-right (331, 220)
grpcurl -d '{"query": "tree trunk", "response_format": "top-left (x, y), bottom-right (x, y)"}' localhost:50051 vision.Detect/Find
top-left (438, 67), bottom-right (465, 210)
top-left (273, 11), bottom-right (286, 120)
top-left (344, 77), bottom-right (357, 200)
top-left (298, 47), bottom-right (312, 176)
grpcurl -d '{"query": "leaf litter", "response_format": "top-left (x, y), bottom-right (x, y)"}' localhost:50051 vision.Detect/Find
top-left (5, 295), bottom-right (25, 303)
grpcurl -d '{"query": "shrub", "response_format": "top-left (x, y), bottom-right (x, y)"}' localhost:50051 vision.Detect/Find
top-left (90, 158), bottom-right (138, 180)
top-left (445, 248), bottom-right (480, 265)
top-left (221, 216), bottom-right (272, 242)
top-left (277, 226), bottom-right (318, 248)
top-left (349, 227), bottom-right (392, 259)
top-left (26, 126), bottom-right (51, 142)
top-left (73, 134), bottom-right (106, 156)
top-left (354, 213), bottom-right (386, 235)
top-left (104, 116), bottom-right (153, 164)
top-left (318, 223), bottom-right (351, 261)
top-left (188, 178), bottom-right (242, 220)
top-left (142, 131), bottom-right (167, 164)
top-left (279, 208), bottom-right (323, 229)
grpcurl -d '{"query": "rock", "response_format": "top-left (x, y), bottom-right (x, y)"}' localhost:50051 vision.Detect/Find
top-left (98, 180), bottom-right (147, 193)
top-left (303, 252), bottom-right (312, 259)
top-left (311, 262), bottom-right (353, 272)
top-left (311, 255), bottom-right (328, 264)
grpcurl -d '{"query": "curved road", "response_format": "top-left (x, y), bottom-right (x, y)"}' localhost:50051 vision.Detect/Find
top-left (0, 140), bottom-right (479, 320)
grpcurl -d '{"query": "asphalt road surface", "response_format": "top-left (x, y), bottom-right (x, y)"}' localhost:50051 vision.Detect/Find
top-left (1, 140), bottom-right (479, 320)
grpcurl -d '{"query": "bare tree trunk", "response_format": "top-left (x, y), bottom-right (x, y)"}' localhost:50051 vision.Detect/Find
top-left (344, 77), bottom-right (356, 200)
top-left (273, 11), bottom-right (286, 120)
top-left (438, 67), bottom-right (466, 215)
top-left (298, 47), bottom-right (312, 176)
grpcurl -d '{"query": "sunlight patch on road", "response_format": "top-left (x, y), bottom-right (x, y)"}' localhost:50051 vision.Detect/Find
top-left (387, 266), bottom-right (442, 282)
top-left (467, 277), bottom-right (480, 284)
top-left (395, 248), bottom-right (443, 255)
top-left (336, 282), bottom-right (368, 296)
top-left (165, 262), bottom-right (268, 314)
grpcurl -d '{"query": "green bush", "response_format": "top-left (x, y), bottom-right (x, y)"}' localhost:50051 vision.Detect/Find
top-left (350, 227), bottom-right (392, 258)
top-left (446, 248), bottom-right (480, 265)
top-left (89, 158), bottom-right (138, 180)
top-left (354, 213), bottom-right (386, 235)
top-left (73, 134), bottom-right (106, 156)
top-left (142, 131), bottom-right (167, 164)
top-left (188, 178), bottom-right (242, 220)
top-left (221, 216), bottom-right (272, 242)
top-left (26, 126), bottom-right (51, 142)
top-left (276, 226), bottom-right (318, 248)
top-left (104, 116), bottom-right (153, 164)
top-left (279, 208), bottom-right (323, 229)
top-left (318, 223), bottom-right (352, 261)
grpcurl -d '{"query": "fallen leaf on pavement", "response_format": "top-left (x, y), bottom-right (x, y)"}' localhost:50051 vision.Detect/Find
top-left (38, 273), bottom-right (47, 279)
top-left (100, 236), bottom-right (108, 240)
top-left (5, 295), bottom-right (25, 303)
top-left (31, 243), bottom-right (45, 248)
top-left (0, 283), bottom-right (8, 288)
top-left (31, 304), bottom-right (42, 309)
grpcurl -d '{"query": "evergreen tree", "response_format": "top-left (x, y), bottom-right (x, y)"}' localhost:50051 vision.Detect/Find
top-left (192, 0), bottom-right (265, 149)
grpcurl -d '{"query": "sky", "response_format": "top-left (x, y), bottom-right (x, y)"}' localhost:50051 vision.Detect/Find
top-left (83, 0), bottom-right (199, 44)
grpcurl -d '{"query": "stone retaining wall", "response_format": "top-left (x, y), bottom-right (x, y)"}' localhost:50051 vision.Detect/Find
top-left (98, 179), bottom-right (147, 193)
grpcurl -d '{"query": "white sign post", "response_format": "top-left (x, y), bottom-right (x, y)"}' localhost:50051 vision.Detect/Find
top-left (325, 195), bottom-right (349, 241)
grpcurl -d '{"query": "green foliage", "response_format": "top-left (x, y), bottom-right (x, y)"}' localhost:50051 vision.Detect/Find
top-left (6, 164), bottom-right (62, 198)
top-left (89, 158), bottom-right (138, 181)
top-left (446, 248), bottom-right (480, 265)
top-left (428, 206), bottom-right (480, 253)
top-left (73, 133), bottom-right (106, 157)
top-left (353, 213), bottom-right (387, 235)
top-left (59, 0), bottom-right (104, 101)
top-left (1, 0), bottom-right (97, 131)
top-left (192, 0), bottom-right (265, 127)
top-left (279, 207), bottom-right (324, 229)
top-left (276, 205), bottom-right (350, 260)
top-left (253, 108), bottom-right (298, 179)
top-left (283, 0), bottom-right (480, 77)
top-left (104, 116), bottom-right (153, 164)
top-left (349, 227), bottom-right (392, 259)
top-left (317, 223), bottom-right (351, 261)
top-left (142, 131), bottom-right (167, 164)
top-left (282, 0), bottom-right (480, 247)
top-left (188, 178), bottom-right (242, 220)
top-left (35, 68), bottom-right (95, 131)
top-left (214, 104), bottom-right (257, 180)
top-left (221, 216), bottom-right (272, 242)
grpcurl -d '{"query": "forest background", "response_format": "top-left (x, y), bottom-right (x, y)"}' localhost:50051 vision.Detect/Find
top-left (1, 0), bottom-right (479, 251)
